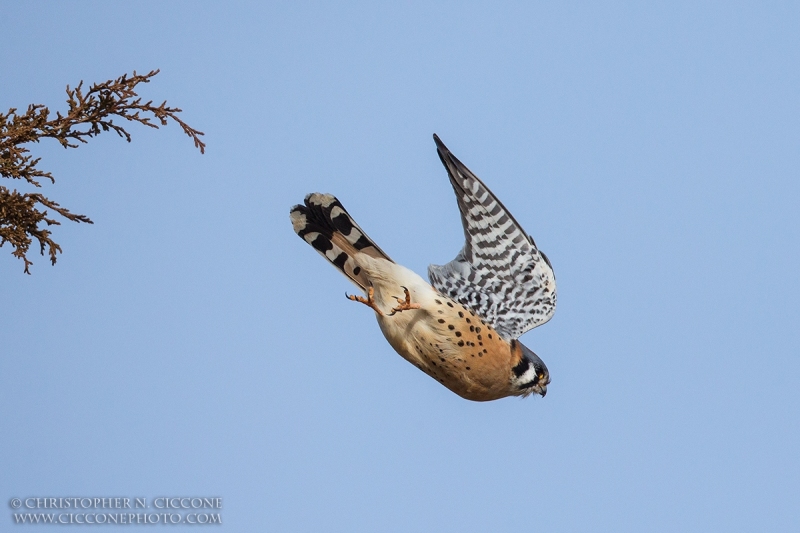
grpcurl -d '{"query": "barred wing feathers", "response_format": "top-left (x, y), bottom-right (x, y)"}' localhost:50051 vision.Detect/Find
top-left (427, 135), bottom-right (556, 340)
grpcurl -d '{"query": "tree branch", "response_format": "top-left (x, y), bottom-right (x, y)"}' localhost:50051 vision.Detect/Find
top-left (0, 69), bottom-right (204, 273)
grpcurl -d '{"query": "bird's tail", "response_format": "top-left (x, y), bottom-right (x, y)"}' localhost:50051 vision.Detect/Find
top-left (290, 193), bottom-right (392, 291)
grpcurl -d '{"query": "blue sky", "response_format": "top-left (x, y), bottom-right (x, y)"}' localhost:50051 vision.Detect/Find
top-left (1, 1), bottom-right (799, 531)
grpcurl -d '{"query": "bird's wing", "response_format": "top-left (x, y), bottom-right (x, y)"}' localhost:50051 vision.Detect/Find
top-left (427, 135), bottom-right (556, 340)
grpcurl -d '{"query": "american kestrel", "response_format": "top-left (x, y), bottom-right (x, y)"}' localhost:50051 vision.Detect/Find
top-left (290, 135), bottom-right (556, 401)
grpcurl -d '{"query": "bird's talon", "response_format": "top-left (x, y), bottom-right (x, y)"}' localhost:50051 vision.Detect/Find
top-left (389, 286), bottom-right (421, 316)
top-left (346, 286), bottom-right (383, 315)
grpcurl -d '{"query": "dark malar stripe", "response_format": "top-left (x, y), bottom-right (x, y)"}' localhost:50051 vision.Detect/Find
top-left (517, 376), bottom-right (540, 390)
top-left (512, 355), bottom-right (530, 378)
top-left (519, 365), bottom-right (542, 387)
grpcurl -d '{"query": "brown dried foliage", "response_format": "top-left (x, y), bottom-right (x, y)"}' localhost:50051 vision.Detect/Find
top-left (0, 69), bottom-right (204, 273)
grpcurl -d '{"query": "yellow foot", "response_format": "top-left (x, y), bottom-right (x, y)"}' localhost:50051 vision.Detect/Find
top-left (346, 286), bottom-right (383, 316)
top-left (389, 286), bottom-right (421, 316)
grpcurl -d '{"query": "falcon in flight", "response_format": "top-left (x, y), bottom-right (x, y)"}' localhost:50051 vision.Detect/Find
top-left (290, 135), bottom-right (556, 401)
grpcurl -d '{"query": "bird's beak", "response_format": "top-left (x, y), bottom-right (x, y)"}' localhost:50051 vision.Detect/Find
top-left (539, 386), bottom-right (547, 398)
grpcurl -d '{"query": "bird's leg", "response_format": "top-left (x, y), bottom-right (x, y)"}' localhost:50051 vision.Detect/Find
top-left (346, 286), bottom-right (383, 316)
top-left (389, 286), bottom-right (421, 316)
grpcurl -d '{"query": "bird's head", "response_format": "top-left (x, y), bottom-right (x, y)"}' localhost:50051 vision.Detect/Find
top-left (511, 340), bottom-right (550, 398)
